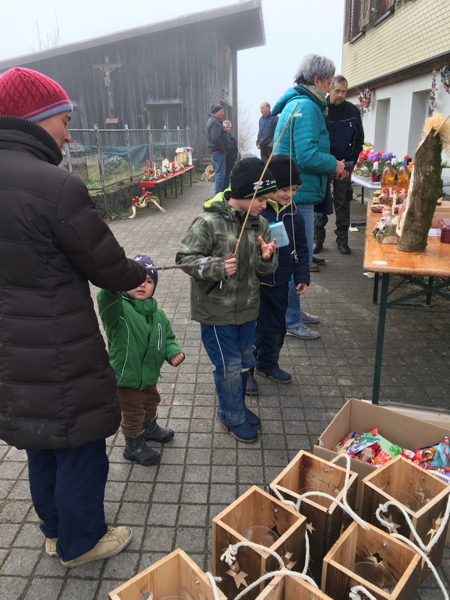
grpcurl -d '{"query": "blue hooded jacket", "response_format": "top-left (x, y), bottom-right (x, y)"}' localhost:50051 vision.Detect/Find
top-left (272, 86), bottom-right (337, 205)
top-left (258, 200), bottom-right (310, 287)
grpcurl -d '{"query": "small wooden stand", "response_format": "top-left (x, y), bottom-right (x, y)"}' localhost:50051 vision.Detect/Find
top-left (270, 451), bottom-right (358, 582)
top-left (322, 522), bottom-right (421, 600)
top-left (212, 485), bottom-right (306, 600)
top-left (255, 574), bottom-right (333, 600)
top-left (108, 548), bottom-right (226, 600)
top-left (359, 455), bottom-right (450, 582)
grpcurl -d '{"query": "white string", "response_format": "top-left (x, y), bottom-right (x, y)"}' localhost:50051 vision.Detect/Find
top-left (376, 494), bottom-right (450, 554)
top-left (204, 572), bottom-right (222, 600)
top-left (376, 501), bottom-right (450, 600)
top-left (349, 585), bottom-right (378, 600)
top-left (220, 541), bottom-right (285, 570)
top-left (302, 530), bottom-right (310, 575)
top-left (233, 570), bottom-right (319, 600)
top-left (269, 452), bottom-right (369, 531)
top-left (288, 114), bottom-right (298, 262)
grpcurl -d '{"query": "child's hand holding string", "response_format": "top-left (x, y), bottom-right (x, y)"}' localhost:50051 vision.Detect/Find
top-left (170, 353), bottom-right (185, 366)
top-left (258, 236), bottom-right (277, 260)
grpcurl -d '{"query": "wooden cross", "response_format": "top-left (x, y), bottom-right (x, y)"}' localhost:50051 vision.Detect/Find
top-left (94, 55), bottom-right (122, 113)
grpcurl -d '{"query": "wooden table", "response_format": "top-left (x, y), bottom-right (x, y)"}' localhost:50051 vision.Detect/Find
top-left (364, 204), bottom-right (450, 405)
top-left (140, 165), bottom-right (194, 203)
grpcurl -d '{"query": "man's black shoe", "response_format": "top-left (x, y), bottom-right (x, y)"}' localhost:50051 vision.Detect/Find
top-left (312, 256), bottom-right (325, 265)
top-left (337, 242), bottom-right (351, 254)
top-left (313, 242), bottom-right (323, 254)
top-left (309, 261), bottom-right (319, 272)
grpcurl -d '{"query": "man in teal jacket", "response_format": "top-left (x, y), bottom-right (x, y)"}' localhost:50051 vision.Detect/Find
top-left (272, 54), bottom-right (346, 340)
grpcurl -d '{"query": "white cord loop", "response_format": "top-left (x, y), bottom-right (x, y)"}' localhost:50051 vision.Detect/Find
top-left (349, 585), bottom-right (378, 600)
top-left (234, 570), bottom-right (318, 600)
top-left (204, 572), bottom-right (222, 600)
top-left (220, 541), bottom-right (285, 570)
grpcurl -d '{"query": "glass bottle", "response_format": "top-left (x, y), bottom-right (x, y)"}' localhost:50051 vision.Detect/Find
top-left (381, 163), bottom-right (395, 205)
top-left (396, 161), bottom-right (410, 195)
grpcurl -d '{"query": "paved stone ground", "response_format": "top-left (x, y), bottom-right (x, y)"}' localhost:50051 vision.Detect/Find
top-left (0, 180), bottom-right (449, 600)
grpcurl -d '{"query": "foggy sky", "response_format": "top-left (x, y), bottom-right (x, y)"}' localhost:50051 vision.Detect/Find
top-left (0, 0), bottom-right (344, 147)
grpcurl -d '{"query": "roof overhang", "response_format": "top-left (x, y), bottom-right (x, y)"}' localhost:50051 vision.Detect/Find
top-left (0, 0), bottom-right (264, 71)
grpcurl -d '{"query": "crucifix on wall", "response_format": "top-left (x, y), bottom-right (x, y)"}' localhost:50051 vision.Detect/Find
top-left (94, 55), bottom-right (122, 115)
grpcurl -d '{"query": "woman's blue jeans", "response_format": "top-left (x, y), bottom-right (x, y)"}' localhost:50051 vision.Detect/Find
top-left (286, 203), bottom-right (315, 329)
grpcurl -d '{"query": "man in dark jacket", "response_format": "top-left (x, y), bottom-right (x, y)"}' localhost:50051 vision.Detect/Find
top-left (256, 102), bottom-right (278, 162)
top-left (0, 68), bottom-right (147, 568)
top-left (223, 119), bottom-right (239, 189)
top-left (314, 75), bottom-right (364, 255)
top-left (206, 104), bottom-right (230, 194)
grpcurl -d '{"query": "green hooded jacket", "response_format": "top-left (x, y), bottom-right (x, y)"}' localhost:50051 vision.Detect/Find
top-left (97, 289), bottom-right (183, 389)
top-left (175, 192), bottom-right (278, 326)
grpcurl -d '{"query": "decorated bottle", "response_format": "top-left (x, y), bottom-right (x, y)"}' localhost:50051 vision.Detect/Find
top-left (396, 162), bottom-right (409, 195)
top-left (381, 163), bottom-right (395, 205)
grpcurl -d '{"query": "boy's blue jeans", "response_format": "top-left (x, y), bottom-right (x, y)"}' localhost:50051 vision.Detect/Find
top-left (211, 152), bottom-right (226, 194)
top-left (201, 321), bottom-right (256, 427)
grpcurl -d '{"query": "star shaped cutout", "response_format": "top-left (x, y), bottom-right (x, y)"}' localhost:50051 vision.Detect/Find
top-left (182, 586), bottom-right (193, 600)
top-left (283, 551), bottom-right (297, 570)
top-left (226, 562), bottom-right (248, 589)
top-left (384, 513), bottom-right (401, 534)
top-left (306, 522), bottom-right (316, 534)
top-left (331, 484), bottom-right (341, 495)
top-left (414, 485), bottom-right (434, 504)
top-left (427, 513), bottom-right (443, 540)
top-left (368, 552), bottom-right (384, 567)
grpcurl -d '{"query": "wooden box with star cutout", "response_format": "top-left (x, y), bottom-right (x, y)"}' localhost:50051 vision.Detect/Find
top-left (270, 450), bottom-right (358, 583)
top-left (322, 521), bottom-right (421, 600)
top-left (108, 548), bottom-right (227, 600)
top-left (255, 573), bottom-right (333, 600)
top-left (212, 485), bottom-right (307, 600)
top-left (359, 455), bottom-right (450, 583)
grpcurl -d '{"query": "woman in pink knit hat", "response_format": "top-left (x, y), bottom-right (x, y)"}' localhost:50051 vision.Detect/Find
top-left (0, 67), bottom-right (145, 568)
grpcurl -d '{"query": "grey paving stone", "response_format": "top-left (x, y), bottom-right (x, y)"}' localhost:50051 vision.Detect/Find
top-left (175, 527), bottom-right (207, 553)
top-left (178, 504), bottom-right (208, 527)
top-left (142, 527), bottom-right (175, 552)
top-left (23, 577), bottom-right (64, 600)
top-left (102, 550), bottom-right (140, 580)
top-left (148, 504), bottom-right (179, 527)
top-left (0, 524), bottom-right (20, 548)
top-left (59, 579), bottom-right (100, 600)
top-left (13, 524), bottom-right (44, 548)
top-left (181, 483), bottom-right (209, 504)
top-left (0, 576), bottom-right (27, 600)
top-left (0, 548), bottom-right (40, 576)
top-left (0, 501), bottom-right (32, 523)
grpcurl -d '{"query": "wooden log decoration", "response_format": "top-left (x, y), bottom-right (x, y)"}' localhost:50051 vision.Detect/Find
top-left (397, 113), bottom-right (449, 252)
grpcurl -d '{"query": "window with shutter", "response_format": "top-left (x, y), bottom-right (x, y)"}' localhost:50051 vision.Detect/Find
top-left (343, 0), bottom-right (351, 43)
top-left (350, 0), bottom-right (362, 39)
top-left (360, 0), bottom-right (371, 28)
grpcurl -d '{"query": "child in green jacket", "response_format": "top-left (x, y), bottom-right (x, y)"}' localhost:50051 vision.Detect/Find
top-left (97, 255), bottom-right (184, 466)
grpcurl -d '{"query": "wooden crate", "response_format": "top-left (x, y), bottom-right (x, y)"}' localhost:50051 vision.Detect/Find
top-left (270, 450), bottom-right (358, 583)
top-left (322, 521), bottom-right (421, 600)
top-left (108, 548), bottom-right (226, 600)
top-left (212, 485), bottom-right (306, 600)
top-left (359, 455), bottom-right (450, 582)
top-left (255, 574), bottom-right (333, 600)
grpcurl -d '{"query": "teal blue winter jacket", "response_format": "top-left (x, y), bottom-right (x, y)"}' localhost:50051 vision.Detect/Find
top-left (272, 85), bottom-right (337, 205)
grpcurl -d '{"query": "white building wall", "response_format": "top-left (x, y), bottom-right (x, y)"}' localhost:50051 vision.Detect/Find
top-left (347, 72), bottom-right (450, 161)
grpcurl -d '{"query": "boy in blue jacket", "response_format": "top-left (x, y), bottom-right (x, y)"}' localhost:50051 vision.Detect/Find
top-left (248, 155), bottom-right (310, 394)
top-left (97, 255), bottom-right (184, 466)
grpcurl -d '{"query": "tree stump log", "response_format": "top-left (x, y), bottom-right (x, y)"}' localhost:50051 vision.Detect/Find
top-left (397, 129), bottom-right (443, 252)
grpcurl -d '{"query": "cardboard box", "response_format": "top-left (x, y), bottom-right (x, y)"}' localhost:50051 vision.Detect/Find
top-left (313, 398), bottom-right (450, 546)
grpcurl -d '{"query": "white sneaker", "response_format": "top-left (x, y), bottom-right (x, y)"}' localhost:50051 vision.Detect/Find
top-left (287, 325), bottom-right (320, 340)
top-left (300, 310), bottom-right (319, 324)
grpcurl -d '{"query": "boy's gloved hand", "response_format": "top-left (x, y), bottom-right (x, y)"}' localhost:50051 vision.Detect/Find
top-left (170, 353), bottom-right (185, 366)
top-left (258, 236), bottom-right (277, 260)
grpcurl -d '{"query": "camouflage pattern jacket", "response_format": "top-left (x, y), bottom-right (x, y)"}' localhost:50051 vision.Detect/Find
top-left (176, 192), bottom-right (278, 326)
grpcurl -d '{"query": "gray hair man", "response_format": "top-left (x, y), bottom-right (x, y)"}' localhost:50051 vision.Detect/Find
top-left (256, 102), bottom-right (278, 162)
top-left (313, 75), bottom-right (364, 255)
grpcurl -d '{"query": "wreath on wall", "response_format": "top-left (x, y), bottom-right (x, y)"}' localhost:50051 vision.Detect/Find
top-left (357, 88), bottom-right (372, 117)
top-left (429, 72), bottom-right (437, 113)
top-left (440, 66), bottom-right (450, 94)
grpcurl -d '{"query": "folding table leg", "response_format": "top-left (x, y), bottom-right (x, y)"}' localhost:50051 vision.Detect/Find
top-left (372, 273), bottom-right (390, 405)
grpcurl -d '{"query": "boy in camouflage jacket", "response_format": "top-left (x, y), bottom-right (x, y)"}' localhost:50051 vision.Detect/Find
top-left (176, 158), bottom-right (278, 443)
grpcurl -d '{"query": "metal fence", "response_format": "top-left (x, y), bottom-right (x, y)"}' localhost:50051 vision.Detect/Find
top-left (62, 125), bottom-right (190, 191)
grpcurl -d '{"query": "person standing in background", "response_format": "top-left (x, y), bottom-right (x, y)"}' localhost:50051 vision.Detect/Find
top-left (314, 75), bottom-right (364, 255)
top-left (256, 102), bottom-right (278, 162)
top-left (223, 120), bottom-right (239, 189)
top-left (206, 104), bottom-right (230, 194)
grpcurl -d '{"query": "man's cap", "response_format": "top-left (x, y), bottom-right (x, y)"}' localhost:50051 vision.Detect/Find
top-left (210, 104), bottom-right (223, 115)
top-left (133, 254), bottom-right (158, 290)
top-left (230, 157), bottom-right (277, 200)
top-left (267, 154), bottom-right (301, 189)
top-left (0, 67), bottom-right (73, 122)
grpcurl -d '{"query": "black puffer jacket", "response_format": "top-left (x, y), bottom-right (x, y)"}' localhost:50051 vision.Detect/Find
top-left (0, 116), bottom-right (147, 450)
